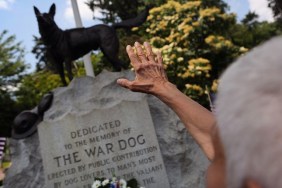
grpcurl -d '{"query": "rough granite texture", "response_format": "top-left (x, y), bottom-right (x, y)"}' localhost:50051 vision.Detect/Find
top-left (4, 70), bottom-right (209, 188)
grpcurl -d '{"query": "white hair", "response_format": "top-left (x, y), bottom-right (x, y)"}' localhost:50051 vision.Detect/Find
top-left (216, 36), bottom-right (282, 188)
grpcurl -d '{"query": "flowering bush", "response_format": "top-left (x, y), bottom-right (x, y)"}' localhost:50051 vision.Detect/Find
top-left (91, 177), bottom-right (144, 188)
top-left (134, 0), bottom-right (248, 107)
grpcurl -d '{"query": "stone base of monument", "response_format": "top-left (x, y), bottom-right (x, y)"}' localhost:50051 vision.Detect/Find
top-left (4, 70), bottom-right (209, 188)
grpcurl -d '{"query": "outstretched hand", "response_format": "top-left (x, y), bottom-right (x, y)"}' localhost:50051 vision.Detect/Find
top-left (118, 42), bottom-right (217, 161)
top-left (117, 42), bottom-right (169, 95)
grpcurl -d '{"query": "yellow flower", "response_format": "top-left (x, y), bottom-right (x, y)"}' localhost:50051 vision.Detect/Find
top-left (170, 54), bottom-right (176, 59)
top-left (200, 7), bottom-right (221, 18)
top-left (205, 35), bottom-right (215, 44)
top-left (192, 21), bottom-right (200, 27)
top-left (176, 47), bottom-right (183, 52)
top-left (150, 23), bottom-right (156, 29)
top-left (185, 84), bottom-right (192, 89)
top-left (215, 43), bottom-right (222, 49)
top-left (205, 35), bottom-right (233, 50)
top-left (178, 18), bottom-right (192, 31)
top-left (150, 37), bottom-right (166, 45)
top-left (150, 7), bottom-right (162, 14)
top-left (239, 47), bottom-right (248, 53)
top-left (209, 17), bottom-right (215, 21)
top-left (211, 80), bottom-right (219, 92)
top-left (164, 16), bottom-right (173, 20)
top-left (131, 27), bottom-right (139, 31)
top-left (189, 58), bottom-right (210, 65)
top-left (189, 64), bottom-right (195, 70)
top-left (147, 15), bottom-right (153, 20)
top-left (181, 71), bottom-right (190, 79)
top-left (181, 1), bottom-right (201, 11)
top-left (219, 13), bottom-right (236, 21)
top-left (186, 84), bottom-right (204, 95)
top-left (177, 57), bottom-right (184, 62)
top-left (159, 20), bottom-right (168, 30)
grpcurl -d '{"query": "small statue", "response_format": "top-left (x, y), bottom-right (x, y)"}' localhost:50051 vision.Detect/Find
top-left (37, 92), bottom-right (53, 119)
top-left (12, 92), bottom-right (54, 139)
top-left (34, 4), bottom-right (149, 85)
top-left (12, 111), bottom-right (40, 139)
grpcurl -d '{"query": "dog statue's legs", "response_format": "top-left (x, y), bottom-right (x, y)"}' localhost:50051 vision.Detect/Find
top-left (65, 60), bottom-right (73, 82)
top-left (106, 55), bottom-right (125, 71)
top-left (56, 61), bottom-right (67, 86)
top-left (100, 45), bottom-right (126, 71)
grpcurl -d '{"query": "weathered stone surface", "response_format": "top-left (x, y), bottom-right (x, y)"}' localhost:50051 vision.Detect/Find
top-left (147, 95), bottom-right (209, 188)
top-left (4, 134), bottom-right (45, 187)
top-left (39, 98), bottom-right (170, 187)
top-left (4, 70), bottom-right (209, 188)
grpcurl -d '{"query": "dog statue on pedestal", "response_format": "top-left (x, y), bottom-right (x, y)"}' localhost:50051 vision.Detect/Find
top-left (34, 3), bottom-right (149, 85)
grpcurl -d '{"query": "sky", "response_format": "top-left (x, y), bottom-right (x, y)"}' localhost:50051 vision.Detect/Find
top-left (0, 0), bottom-right (274, 72)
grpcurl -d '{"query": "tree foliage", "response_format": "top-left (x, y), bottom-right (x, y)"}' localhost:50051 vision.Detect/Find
top-left (86, 0), bottom-right (166, 24)
top-left (0, 30), bottom-right (26, 88)
top-left (230, 12), bottom-right (282, 49)
top-left (0, 30), bottom-right (27, 136)
top-left (27, 0), bottom-right (282, 111)
top-left (83, 0), bottom-right (281, 107)
top-left (31, 35), bottom-right (52, 72)
top-left (86, 0), bottom-right (228, 24)
top-left (133, 0), bottom-right (244, 107)
top-left (16, 53), bottom-right (104, 107)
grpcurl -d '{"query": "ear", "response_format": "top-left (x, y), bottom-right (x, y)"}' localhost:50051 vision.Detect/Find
top-left (242, 179), bottom-right (262, 188)
top-left (49, 3), bottom-right (56, 17)
top-left (33, 6), bottom-right (41, 16)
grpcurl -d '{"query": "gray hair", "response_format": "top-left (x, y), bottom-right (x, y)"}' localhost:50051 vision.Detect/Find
top-left (216, 36), bottom-right (282, 188)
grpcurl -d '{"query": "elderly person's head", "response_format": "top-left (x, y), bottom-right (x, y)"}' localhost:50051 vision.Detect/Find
top-left (215, 37), bottom-right (282, 188)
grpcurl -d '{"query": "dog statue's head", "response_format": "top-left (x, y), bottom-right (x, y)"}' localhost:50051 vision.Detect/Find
top-left (34, 3), bottom-right (57, 31)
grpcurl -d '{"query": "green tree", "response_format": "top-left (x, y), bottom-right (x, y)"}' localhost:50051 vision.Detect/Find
top-left (0, 30), bottom-right (26, 88)
top-left (86, 0), bottom-right (166, 24)
top-left (16, 53), bottom-right (104, 107)
top-left (230, 12), bottom-right (282, 49)
top-left (85, 0), bottom-right (167, 69)
top-left (200, 0), bottom-right (227, 11)
top-left (86, 0), bottom-right (227, 24)
top-left (0, 30), bottom-right (27, 137)
top-left (31, 35), bottom-right (52, 71)
top-left (134, 0), bottom-right (243, 107)
top-left (241, 11), bottom-right (259, 26)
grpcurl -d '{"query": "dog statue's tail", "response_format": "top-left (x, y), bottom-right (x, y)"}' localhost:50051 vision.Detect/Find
top-left (112, 6), bottom-right (150, 29)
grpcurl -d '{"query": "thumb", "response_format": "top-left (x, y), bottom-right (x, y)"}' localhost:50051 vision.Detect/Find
top-left (117, 78), bottom-right (133, 89)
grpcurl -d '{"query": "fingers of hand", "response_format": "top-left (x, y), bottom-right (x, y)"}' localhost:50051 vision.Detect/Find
top-left (126, 45), bottom-right (140, 66)
top-left (156, 51), bottom-right (163, 64)
top-left (117, 78), bottom-right (132, 89)
top-left (134, 42), bottom-right (147, 63)
top-left (144, 42), bottom-right (155, 62)
top-left (155, 51), bottom-right (167, 80)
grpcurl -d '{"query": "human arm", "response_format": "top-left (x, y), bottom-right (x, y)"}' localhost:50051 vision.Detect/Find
top-left (0, 168), bottom-right (5, 183)
top-left (117, 42), bottom-right (216, 161)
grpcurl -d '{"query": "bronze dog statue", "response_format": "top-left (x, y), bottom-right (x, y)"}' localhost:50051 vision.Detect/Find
top-left (34, 3), bottom-right (149, 85)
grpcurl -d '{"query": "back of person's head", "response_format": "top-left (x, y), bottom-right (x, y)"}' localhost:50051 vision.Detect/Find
top-left (216, 37), bottom-right (282, 188)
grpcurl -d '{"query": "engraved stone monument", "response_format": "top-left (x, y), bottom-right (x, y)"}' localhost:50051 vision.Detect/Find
top-left (4, 70), bottom-right (209, 188)
top-left (39, 90), bottom-right (170, 188)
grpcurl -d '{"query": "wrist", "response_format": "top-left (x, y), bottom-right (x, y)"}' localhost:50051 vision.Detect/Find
top-left (152, 81), bottom-right (195, 109)
top-left (152, 81), bottom-right (179, 100)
